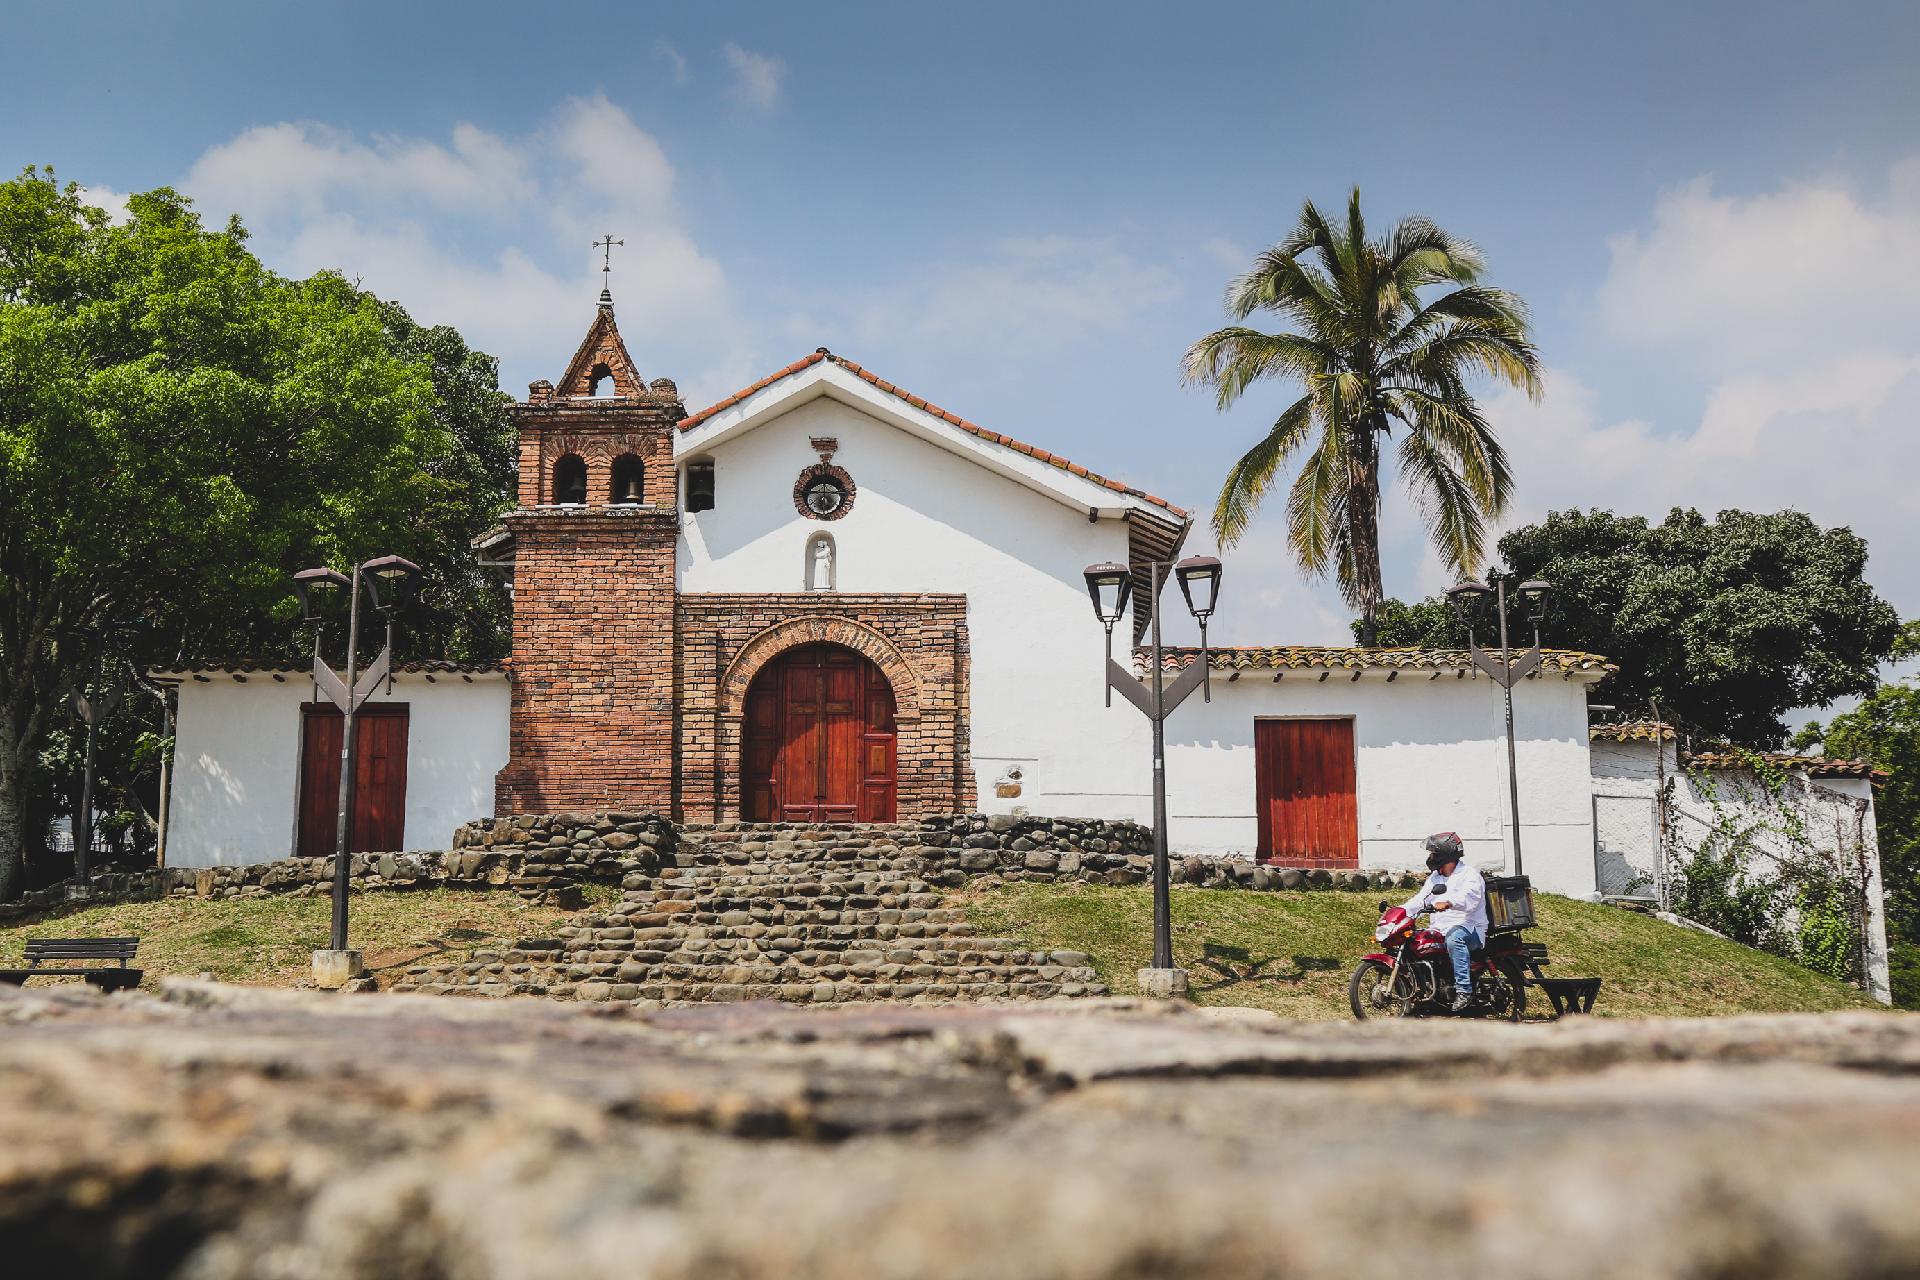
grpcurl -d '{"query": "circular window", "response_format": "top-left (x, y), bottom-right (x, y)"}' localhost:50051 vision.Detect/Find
top-left (793, 463), bottom-right (856, 521)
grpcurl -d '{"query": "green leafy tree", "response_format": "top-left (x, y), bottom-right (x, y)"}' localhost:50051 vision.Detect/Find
top-left (1366, 508), bottom-right (1900, 746)
top-left (1183, 188), bottom-right (1540, 642)
top-left (0, 169), bottom-right (512, 899)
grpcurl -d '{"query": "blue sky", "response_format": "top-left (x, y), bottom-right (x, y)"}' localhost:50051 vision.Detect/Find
top-left (6, 0), bottom-right (1919, 656)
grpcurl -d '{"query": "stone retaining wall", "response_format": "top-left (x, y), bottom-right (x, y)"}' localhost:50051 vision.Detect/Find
top-left (0, 813), bottom-right (676, 923)
top-left (913, 814), bottom-right (1426, 891)
top-left (1, 812), bottom-right (1423, 924)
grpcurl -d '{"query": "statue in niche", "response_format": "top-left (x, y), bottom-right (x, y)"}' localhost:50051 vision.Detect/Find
top-left (806, 535), bottom-right (836, 591)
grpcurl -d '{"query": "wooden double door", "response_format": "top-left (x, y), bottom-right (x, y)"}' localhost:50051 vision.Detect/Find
top-left (1254, 717), bottom-right (1358, 867)
top-left (297, 703), bottom-right (410, 857)
top-left (743, 644), bottom-right (897, 822)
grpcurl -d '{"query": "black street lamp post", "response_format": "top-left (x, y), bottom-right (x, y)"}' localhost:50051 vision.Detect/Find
top-left (1083, 554), bottom-right (1223, 992)
top-left (294, 555), bottom-right (420, 978)
top-left (1446, 574), bottom-right (1551, 876)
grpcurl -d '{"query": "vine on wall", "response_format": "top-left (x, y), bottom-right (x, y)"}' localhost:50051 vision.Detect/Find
top-left (1663, 748), bottom-right (1876, 985)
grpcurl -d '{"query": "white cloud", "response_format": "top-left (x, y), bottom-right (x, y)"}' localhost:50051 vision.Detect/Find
top-left (848, 235), bottom-right (1180, 351)
top-left (1597, 160), bottom-right (1920, 369)
top-left (655, 40), bottom-right (690, 85)
top-left (177, 97), bottom-right (748, 406)
top-left (77, 184), bottom-right (131, 223)
top-left (1479, 156), bottom-right (1920, 618)
top-left (185, 120), bottom-right (536, 220)
top-left (723, 42), bottom-right (785, 111)
top-left (1484, 355), bottom-right (1920, 610)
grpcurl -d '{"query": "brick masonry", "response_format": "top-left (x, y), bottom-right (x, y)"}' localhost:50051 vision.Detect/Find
top-left (676, 596), bottom-right (974, 822)
top-left (497, 304), bottom-right (976, 823)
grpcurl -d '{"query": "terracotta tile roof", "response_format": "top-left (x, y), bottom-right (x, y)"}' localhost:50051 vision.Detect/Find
top-left (152, 659), bottom-right (506, 678)
top-left (1685, 749), bottom-right (1886, 781)
top-left (678, 350), bottom-right (1190, 519)
top-left (1143, 646), bottom-right (1616, 676)
top-left (1589, 721), bottom-right (1676, 743)
top-left (1589, 724), bottom-right (1886, 780)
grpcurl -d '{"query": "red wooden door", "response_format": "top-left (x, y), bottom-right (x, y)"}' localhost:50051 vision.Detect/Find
top-left (297, 703), bottom-right (410, 857)
top-left (1254, 718), bottom-right (1357, 867)
top-left (743, 645), bottom-right (896, 822)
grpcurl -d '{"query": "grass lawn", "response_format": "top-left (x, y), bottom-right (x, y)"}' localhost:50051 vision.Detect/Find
top-left (963, 882), bottom-right (1878, 1019)
top-left (0, 890), bottom-right (576, 986)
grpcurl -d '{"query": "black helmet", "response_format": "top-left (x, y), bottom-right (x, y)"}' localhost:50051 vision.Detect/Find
top-left (1424, 831), bottom-right (1464, 872)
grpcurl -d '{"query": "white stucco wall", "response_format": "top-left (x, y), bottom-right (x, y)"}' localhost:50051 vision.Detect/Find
top-left (677, 387), bottom-right (1156, 818)
top-left (165, 672), bottom-right (509, 867)
top-left (1156, 671), bottom-right (1600, 893)
top-left (1591, 737), bottom-right (1891, 1002)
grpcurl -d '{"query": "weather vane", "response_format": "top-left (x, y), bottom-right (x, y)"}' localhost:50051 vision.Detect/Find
top-left (592, 232), bottom-right (624, 302)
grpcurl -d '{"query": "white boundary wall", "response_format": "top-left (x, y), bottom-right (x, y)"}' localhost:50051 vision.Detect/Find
top-left (1591, 736), bottom-right (1892, 1003)
top-left (165, 672), bottom-right (509, 868)
top-left (1159, 670), bottom-right (1599, 894)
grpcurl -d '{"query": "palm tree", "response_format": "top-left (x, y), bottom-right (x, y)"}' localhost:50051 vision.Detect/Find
top-left (1183, 188), bottom-right (1541, 644)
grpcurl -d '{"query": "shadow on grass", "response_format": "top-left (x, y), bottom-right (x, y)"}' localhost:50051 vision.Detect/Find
top-left (365, 928), bottom-right (495, 974)
top-left (1189, 941), bottom-right (1343, 994)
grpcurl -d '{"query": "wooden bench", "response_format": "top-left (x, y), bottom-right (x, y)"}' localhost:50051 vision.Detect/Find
top-left (0, 937), bottom-right (143, 992)
top-left (1519, 941), bottom-right (1602, 1016)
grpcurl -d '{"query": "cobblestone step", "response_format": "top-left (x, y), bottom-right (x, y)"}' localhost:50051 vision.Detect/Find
top-left (390, 822), bottom-right (1105, 1005)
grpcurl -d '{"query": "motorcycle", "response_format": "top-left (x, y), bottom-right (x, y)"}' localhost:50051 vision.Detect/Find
top-left (1348, 901), bottom-right (1528, 1021)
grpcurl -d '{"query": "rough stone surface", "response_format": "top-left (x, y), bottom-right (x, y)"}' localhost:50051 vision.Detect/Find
top-left (394, 822), bottom-right (1110, 1003)
top-left (1, 982), bottom-right (1917, 1279)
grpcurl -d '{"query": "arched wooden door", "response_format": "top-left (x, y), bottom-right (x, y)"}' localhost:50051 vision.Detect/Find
top-left (743, 644), bottom-right (897, 822)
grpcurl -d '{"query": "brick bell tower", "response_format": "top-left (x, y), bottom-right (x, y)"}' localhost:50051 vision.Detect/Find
top-left (494, 279), bottom-right (684, 816)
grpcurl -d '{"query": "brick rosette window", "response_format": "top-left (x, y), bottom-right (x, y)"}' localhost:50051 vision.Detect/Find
top-left (792, 463), bottom-right (856, 521)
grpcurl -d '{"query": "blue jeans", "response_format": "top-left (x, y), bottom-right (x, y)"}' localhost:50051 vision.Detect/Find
top-left (1445, 927), bottom-right (1481, 999)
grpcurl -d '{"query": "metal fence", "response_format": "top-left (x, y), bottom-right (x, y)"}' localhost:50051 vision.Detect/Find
top-left (1593, 792), bottom-right (1660, 901)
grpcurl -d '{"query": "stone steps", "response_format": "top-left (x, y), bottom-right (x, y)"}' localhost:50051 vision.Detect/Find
top-left (390, 821), bottom-right (1105, 1005)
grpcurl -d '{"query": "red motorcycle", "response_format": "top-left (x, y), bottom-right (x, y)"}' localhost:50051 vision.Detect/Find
top-left (1349, 901), bottom-right (1528, 1021)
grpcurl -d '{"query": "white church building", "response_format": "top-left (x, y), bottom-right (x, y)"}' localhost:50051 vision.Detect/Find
top-left (150, 295), bottom-right (1883, 975)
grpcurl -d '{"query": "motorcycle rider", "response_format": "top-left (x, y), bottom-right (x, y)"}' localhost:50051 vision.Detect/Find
top-left (1401, 832), bottom-right (1488, 1013)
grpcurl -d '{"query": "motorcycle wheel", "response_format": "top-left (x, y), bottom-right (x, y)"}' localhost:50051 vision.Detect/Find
top-left (1487, 957), bottom-right (1528, 1022)
top-left (1348, 958), bottom-right (1413, 1020)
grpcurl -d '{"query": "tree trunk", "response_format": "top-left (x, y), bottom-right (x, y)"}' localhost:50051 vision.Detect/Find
top-left (0, 718), bottom-right (24, 902)
top-left (1349, 423), bottom-right (1386, 646)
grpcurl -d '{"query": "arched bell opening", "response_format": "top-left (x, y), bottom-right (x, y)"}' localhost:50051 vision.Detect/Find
top-left (551, 453), bottom-right (587, 506)
top-left (610, 452), bottom-right (646, 505)
top-left (741, 643), bottom-right (896, 823)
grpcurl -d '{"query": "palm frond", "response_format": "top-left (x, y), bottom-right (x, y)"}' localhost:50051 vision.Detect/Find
top-left (1181, 328), bottom-right (1338, 409)
top-left (1211, 394), bottom-right (1316, 548)
top-left (1385, 386), bottom-right (1513, 512)
top-left (1397, 427), bottom-right (1489, 577)
top-left (1390, 330), bottom-right (1542, 398)
top-left (1283, 419), bottom-right (1350, 579)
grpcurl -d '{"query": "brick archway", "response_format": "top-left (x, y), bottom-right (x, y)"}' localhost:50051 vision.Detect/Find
top-left (721, 616), bottom-right (922, 724)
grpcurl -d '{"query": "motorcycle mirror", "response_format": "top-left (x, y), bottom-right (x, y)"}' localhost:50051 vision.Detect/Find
top-left (1378, 900), bottom-right (1389, 913)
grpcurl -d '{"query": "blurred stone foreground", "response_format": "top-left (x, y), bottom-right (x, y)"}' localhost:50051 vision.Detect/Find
top-left (3, 985), bottom-right (1918, 1280)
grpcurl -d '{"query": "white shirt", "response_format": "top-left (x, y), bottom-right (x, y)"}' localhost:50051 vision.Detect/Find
top-left (1402, 862), bottom-right (1489, 938)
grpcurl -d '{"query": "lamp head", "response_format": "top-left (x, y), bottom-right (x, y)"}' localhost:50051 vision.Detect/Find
top-left (1174, 555), bottom-right (1223, 620)
top-left (292, 568), bottom-right (351, 623)
top-left (1082, 562), bottom-right (1132, 627)
top-left (361, 555), bottom-right (422, 612)
top-left (1519, 578), bottom-right (1550, 601)
top-left (1447, 579), bottom-right (1490, 602)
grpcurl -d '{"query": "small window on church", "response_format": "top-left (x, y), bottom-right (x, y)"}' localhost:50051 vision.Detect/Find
top-left (588, 362), bottom-right (615, 398)
top-left (685, 459), bottom-right (715, 512)
top-left (610, 453), bottom-right (645, 505)
top-left (805, 532), bottom-right (836, 592)
top-left (552, 453), bottom-right (587, 505)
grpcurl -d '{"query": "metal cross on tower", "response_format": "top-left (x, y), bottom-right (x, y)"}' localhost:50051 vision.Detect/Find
top-left (592, 233), bottom-right (624, 302)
